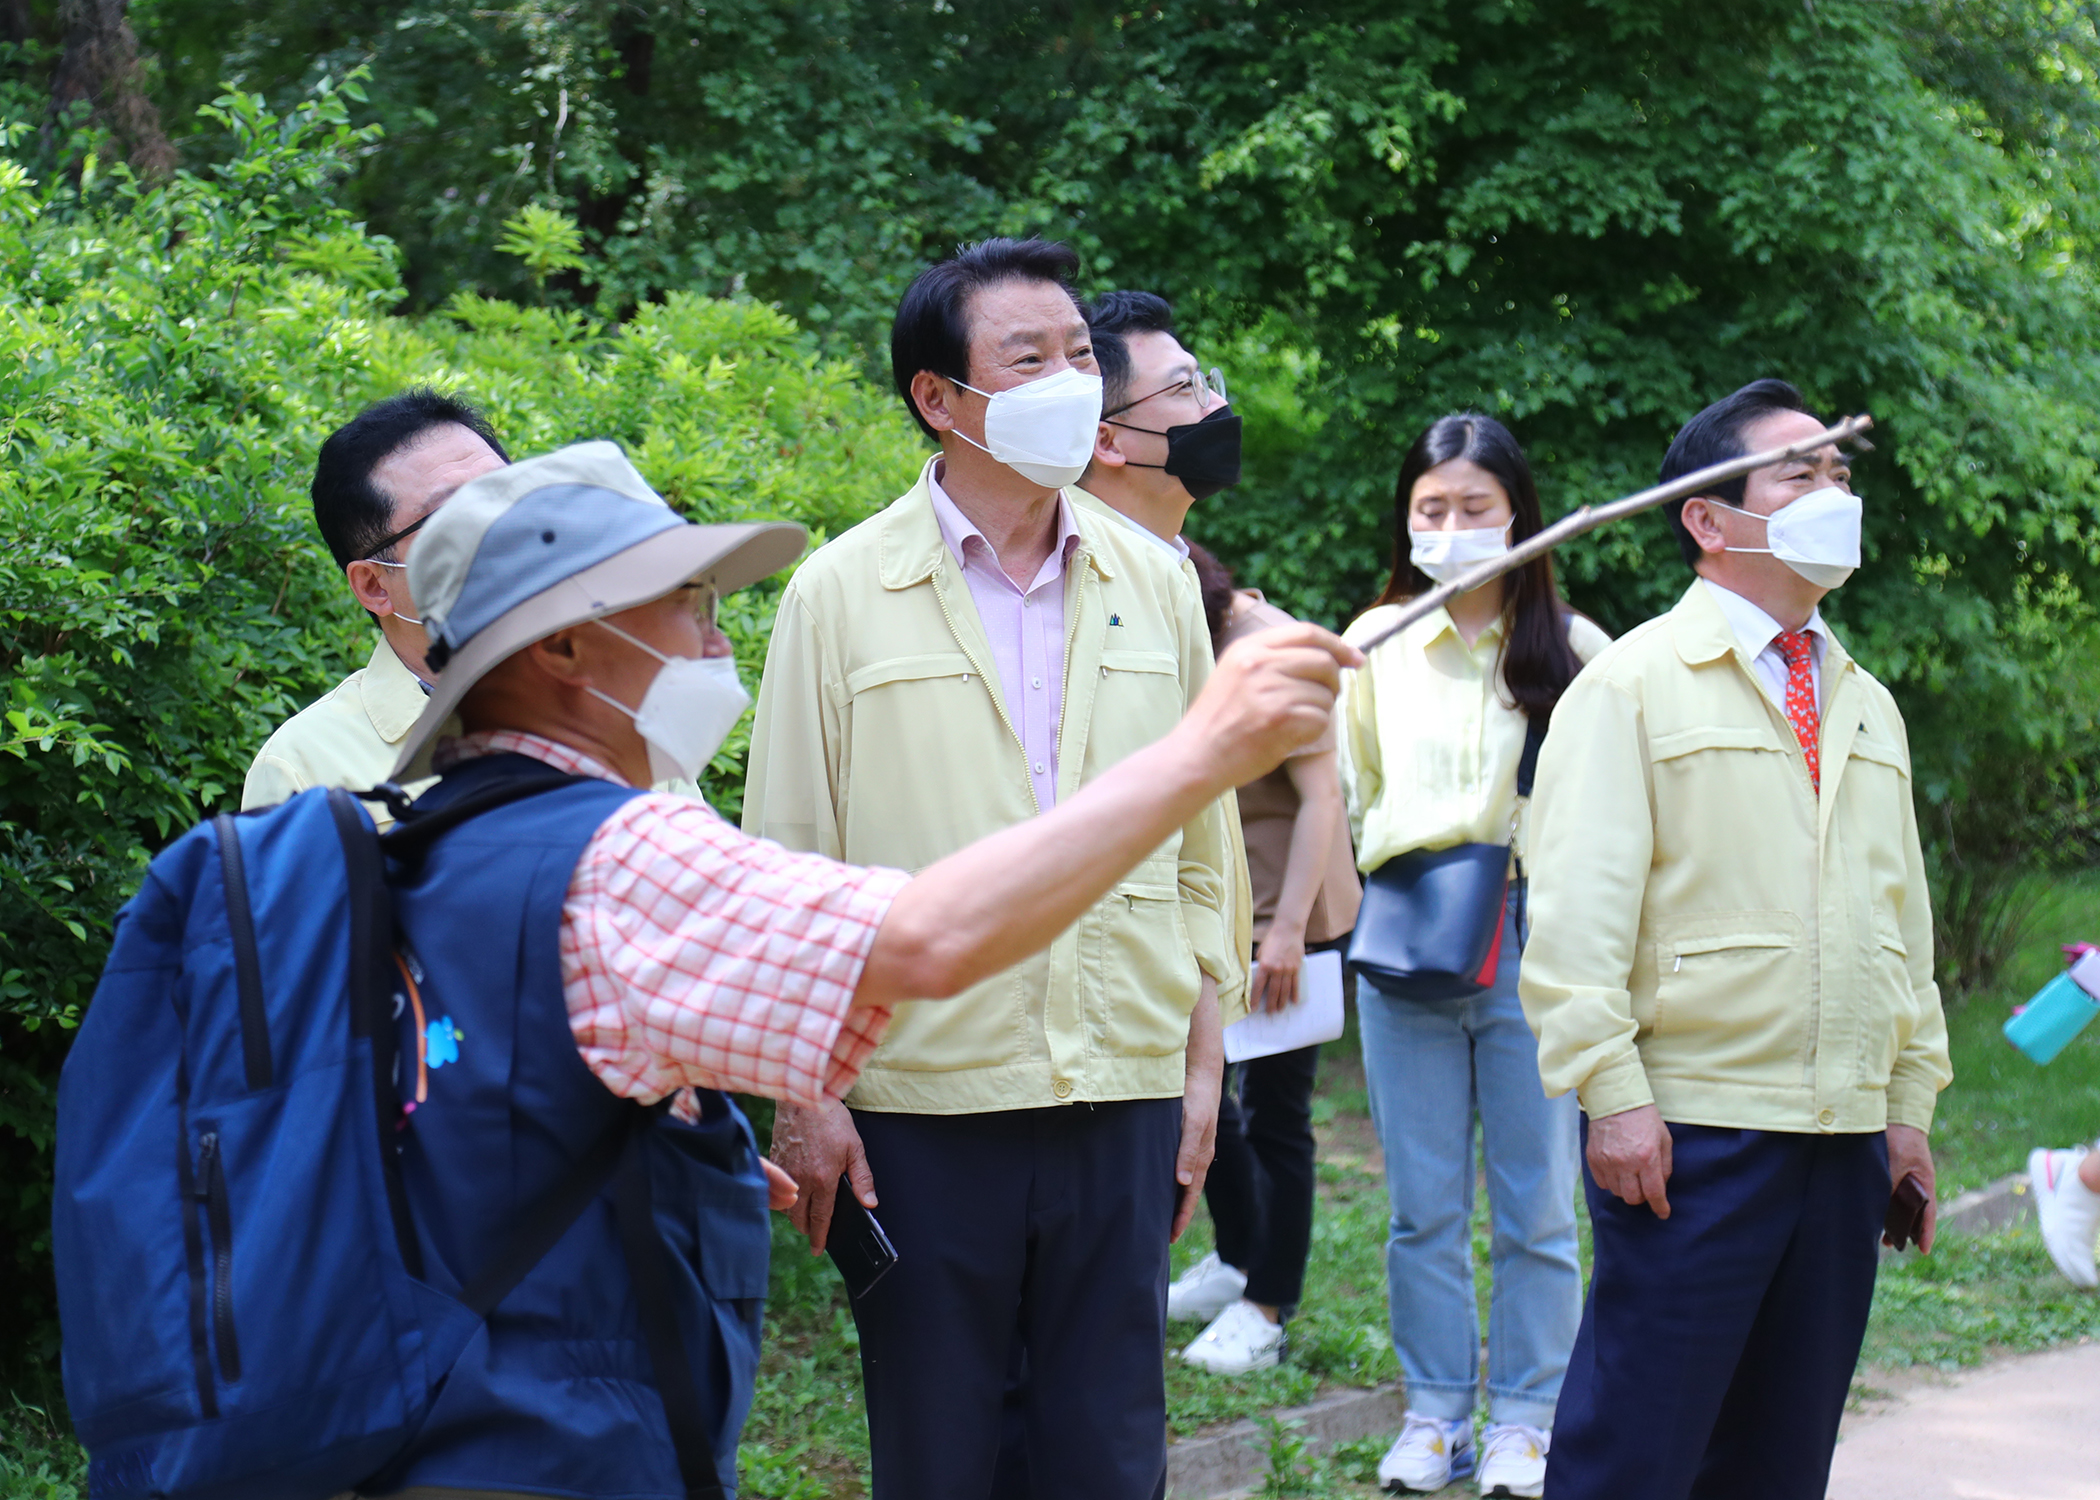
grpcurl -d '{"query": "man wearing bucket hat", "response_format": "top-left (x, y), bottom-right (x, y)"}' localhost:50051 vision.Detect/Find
top-left (366, 438), bottom-right (1356, 1499)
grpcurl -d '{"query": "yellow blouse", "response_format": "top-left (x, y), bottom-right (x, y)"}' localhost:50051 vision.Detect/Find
top-left (1337, 602), bottom-right (1613, 873)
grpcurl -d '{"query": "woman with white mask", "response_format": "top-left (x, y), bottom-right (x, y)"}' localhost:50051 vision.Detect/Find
top-left (1336, 414), bottom-right (1611, 1499)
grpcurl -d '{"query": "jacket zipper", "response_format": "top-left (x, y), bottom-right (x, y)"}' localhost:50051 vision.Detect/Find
top-left (195, 1132), bottom-right (243, 1384)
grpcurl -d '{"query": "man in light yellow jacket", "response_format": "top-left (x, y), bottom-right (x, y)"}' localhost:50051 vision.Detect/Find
top-left (746, 238), bottom-right (1246, 1500)
top-left (1520, 378), bottom-right (1951, 1500)
top-left (242, 390), bottom-right (509, 822)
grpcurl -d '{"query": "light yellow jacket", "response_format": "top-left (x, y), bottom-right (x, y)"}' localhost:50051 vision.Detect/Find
top-left (744, 459), bottom-right (1247, 1114)
top-left (1339, 603), bottom-right (1613, 871)
top-left (242, 638), bottom-right (431, 826)
top-left (1518, 582), bottom-right (1952, 1135)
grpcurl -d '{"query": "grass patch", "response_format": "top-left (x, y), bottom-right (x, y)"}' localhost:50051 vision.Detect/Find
top-left (0, 1399), bottom-right (82, 1500)
top-left (1928, 873), bottom-right (2100, 1198)
top-left (1863, 1227), bottom-right (2100, 1369)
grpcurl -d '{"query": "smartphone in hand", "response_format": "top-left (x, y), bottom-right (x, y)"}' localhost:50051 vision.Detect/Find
top-left (826, 1179), bottom-right (899, 1298)
top-left (1883, 1171), bottom-right (1930, 1251)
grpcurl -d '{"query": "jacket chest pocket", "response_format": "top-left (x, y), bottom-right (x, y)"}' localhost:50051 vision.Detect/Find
top-left (1832, 733), bottom-right (1912, 878)
top-left (841, 652), bottom-right (1004, 792)
top-left (1091, 649), bottom-right (1184, 762)
top-left (1651, 920), bottom-right (1808, 1081)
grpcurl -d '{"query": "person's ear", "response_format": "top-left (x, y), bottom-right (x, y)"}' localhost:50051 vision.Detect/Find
top-left (1679, 497), bottom-right (1730, 557)
top-left (910, 370), bottom-right (963, 435)
top-left (345, 560), bottom-right (396, 615)
top-left (520, 626), bottom-right (591, 686)
top-left (1091, 419), bottom-right (1128, 470)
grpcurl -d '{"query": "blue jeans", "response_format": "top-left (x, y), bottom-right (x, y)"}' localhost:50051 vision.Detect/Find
top-left (1356, 899), bottom-right (1582, 1428)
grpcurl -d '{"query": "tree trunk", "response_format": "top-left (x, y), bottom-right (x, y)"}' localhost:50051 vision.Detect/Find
top-left (49, 0), bottom-right (176, 177)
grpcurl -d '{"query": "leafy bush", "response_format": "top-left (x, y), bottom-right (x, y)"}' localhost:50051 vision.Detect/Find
top-left (0, 76), bottom-right (922, 1386)
top-left (121, 0), bottom-right (2100, 989)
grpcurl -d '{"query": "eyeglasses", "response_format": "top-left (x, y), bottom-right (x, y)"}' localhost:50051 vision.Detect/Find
top-left (1103, 365), bottom-right (1229, 420)
top-left (358, 512), bottom-right (429, 563)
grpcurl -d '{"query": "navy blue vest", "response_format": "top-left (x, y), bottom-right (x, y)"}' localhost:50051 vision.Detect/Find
top-left (380, 755), bottom-right (770, 1497)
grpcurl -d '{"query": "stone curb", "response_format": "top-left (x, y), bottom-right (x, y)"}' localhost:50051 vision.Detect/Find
top-left (1937, 1170), bottom-right (2035, 1235)
top-left (1166, 1381), bottom-right (1403, 1498)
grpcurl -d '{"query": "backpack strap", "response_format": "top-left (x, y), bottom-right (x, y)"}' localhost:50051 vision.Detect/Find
top-left (367, 772), bottom-right (584, 865)
top-left (327, 789), bottom-right (423, 1279)
top-left (616, 1118), bottom-right (734, 1500)
top-left (456, 1107), bottom-right (647, 1318)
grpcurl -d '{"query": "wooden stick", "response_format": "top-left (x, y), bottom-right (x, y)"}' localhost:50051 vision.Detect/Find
top-left (1350, 413), bottom-right (1875, 655)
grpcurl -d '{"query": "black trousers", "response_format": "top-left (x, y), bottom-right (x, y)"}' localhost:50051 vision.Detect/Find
top-left (1201, 1043), bottom-right (1321, 1311)
top-left (1546, 1122), bottom-right (1888, 1500)
top-left (848, 1100), bottom-right (1181, 1500)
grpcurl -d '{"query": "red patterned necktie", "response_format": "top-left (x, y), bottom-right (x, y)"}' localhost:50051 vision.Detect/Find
top-left (1774, 629), bottom-right (1820, 791)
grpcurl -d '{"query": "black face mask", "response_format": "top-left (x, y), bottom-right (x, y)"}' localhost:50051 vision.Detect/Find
top-left (1106, 404), bottom-right (1243, 502)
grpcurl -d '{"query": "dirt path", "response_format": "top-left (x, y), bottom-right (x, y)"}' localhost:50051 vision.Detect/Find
top-left (1828, 1341), bottom-right (2100, 1500)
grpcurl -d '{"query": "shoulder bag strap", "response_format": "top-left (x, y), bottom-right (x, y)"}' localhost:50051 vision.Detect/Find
top-left (1511, 714), bottom-right (1549, 949)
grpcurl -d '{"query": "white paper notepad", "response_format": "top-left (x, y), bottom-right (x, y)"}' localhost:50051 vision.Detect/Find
top-left (1223, 949), bottom-right (1346, 1064)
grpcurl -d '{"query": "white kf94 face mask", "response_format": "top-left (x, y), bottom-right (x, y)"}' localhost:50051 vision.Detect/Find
top-left (585, 619), bottom-right (752, 785)
top-left (951, 366), bottom-right (1104, 489)
top-left (1408, 523), bottom-right (1511, 584)
top-left (1710, 485), bottom-right (1862, 590)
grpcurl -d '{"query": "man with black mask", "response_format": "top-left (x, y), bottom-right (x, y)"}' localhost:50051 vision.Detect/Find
top-left (1079, 289), bottom-right (1242, 557)
top-left (1081, 292), bottom-right (1357, 1382)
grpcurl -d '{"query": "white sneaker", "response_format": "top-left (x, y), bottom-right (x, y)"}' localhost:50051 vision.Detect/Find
top-left (1166, 1251), bottom-right (1247, 1323)
top-left (1180, 1299), bottom-right (1287, 1374)
top-left (2029, 1146), bottom-right (2100, 1290)
top-left (1377, 1411), bottom-right (1475, 1493)
top-left (1477, 1424), bottom-right (1549, 1498)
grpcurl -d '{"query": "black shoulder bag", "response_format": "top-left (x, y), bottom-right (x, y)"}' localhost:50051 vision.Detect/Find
top-left (1345, 715), bottom-right (1546, 1001)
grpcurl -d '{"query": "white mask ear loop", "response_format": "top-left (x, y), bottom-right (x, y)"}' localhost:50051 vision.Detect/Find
top-left (367, 559), bottom-right (424, 625)
top-left (580, 618), bottom-right (674, 718)
top-left (1700, 499), bottom-right (1778, 557)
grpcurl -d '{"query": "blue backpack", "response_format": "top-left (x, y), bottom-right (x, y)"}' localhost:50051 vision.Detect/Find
top-left (53, 778), bottom-right (731, 1500)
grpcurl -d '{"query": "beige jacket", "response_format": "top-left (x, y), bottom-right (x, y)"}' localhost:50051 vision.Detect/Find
top-left (744, 459), bottom-right (1247, 1113)
top-left (1518, 581), bottom-right (1952, 1134)
top-left (242, 637), bottom-right (431, 826)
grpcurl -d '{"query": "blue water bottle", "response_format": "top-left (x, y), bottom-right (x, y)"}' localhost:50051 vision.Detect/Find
top-left (2004, 949), bottom-right (2100, 1064)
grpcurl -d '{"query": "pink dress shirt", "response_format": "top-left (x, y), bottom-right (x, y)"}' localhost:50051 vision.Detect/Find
top-left (927, 467), bottom-right (1083, 811)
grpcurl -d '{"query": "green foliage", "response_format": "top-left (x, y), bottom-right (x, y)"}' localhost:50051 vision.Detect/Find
top-left (118, 0), bottom-right (2100, 993)
top-left (497, 202), bottom-right (589, 291)
top-left (0, 75), bottom-right (921, 1386)
top-left (0, 1399), bottom-right (82, 1500)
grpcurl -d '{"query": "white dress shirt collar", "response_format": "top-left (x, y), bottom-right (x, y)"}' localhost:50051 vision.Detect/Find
top-left (1700, 577), bottom-right (1833, 709)
top-left (1700, 578), bottom-right (1830, 661)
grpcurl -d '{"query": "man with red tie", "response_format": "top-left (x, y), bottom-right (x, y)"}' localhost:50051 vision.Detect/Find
top-left (1517, 379), bottom-right (1952, 1500)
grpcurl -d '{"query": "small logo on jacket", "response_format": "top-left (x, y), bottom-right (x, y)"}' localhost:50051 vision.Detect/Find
top-left (1109, 613), bottom-right (1123, 627)
top-left (426, 1016), bottom-right (463, 1069)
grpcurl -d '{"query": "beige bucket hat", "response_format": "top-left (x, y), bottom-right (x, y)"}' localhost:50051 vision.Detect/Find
top-left (389, 440), bottom-right (805, 780)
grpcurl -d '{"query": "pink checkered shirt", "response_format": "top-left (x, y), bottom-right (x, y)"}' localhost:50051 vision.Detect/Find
top-left (432, 730), bottom-right (907, 1108)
